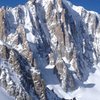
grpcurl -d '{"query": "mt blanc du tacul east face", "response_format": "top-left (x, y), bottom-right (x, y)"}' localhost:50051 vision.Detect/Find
top-left (0, 0), bottom-right (100, 100)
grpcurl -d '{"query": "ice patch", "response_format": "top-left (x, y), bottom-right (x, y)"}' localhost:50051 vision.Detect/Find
top-left (0, 40), bottom-right (3, 45)
top-left (45, 65), bottom-right (55, 69)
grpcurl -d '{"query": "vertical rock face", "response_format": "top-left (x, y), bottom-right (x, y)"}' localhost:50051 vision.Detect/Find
top-left (0, 8), bottom-right (6, 41)
top-left (78, 8), bottom-right (100, 63)
top-left (32, 70), bottom-right (46, 100)
top-left (0, 0), bottom-right (100, 99)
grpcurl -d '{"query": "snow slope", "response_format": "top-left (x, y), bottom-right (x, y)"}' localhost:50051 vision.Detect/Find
top-left (0, 87), bottom-right (14, 100)
top-left (45, 63), bottom-right (100, 100)
top-left (77, 64), bottom-right (100, 100)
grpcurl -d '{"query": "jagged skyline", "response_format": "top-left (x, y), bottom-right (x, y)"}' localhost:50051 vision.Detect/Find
top-left (69, 0), bottom-right (100, 13)
top-left (0, 0), bottom-right (100, 14)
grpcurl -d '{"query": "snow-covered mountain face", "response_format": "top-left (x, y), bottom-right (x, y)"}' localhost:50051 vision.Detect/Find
top-left (0, 0), bottom-right (100, 100)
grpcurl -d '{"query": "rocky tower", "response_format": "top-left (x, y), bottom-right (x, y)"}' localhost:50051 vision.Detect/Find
top-left (0, 0), bottom-right (100, 100)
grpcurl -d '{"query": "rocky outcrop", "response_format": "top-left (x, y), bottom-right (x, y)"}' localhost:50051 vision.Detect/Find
top-left (0, 59), bottom-right (31, 100)
top-left (31, 69), bottom-right (46, 100)
top-left (0, 8), bottom-right (6, 40)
